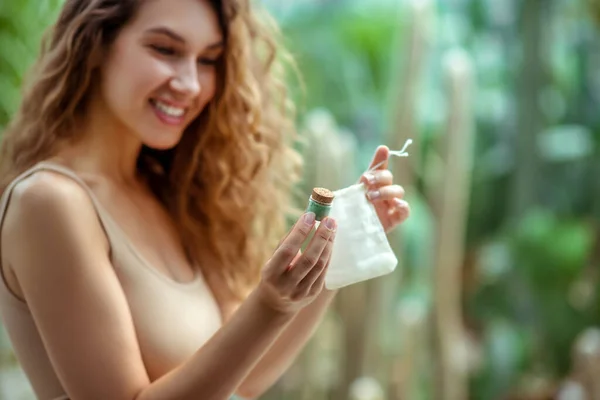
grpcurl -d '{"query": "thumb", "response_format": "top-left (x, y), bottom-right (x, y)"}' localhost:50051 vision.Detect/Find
top-left (367, 145), bottom-right (390, 171)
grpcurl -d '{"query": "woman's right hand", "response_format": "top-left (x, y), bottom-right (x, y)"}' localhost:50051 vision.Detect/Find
top-left (256, 212), bottom-right (336, 314)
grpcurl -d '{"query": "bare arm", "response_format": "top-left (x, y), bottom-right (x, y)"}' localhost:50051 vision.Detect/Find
top-left (237, 288), bottom-right (338, 398)
top-left (4, 173), bottom-right (334, 400)
top-left (137, 289), bottom-right (294, 400)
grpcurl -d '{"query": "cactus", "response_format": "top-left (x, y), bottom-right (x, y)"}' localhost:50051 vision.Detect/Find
top-left (392, 296), bottom-right (428, 400)
top-left (432, 48), bottom-right (476, 400)
top-left (384, 0), bottom-right (434, 189)
top-left (298, 108), bottom-right (360, 195)
top-left (383, 0), bottom-right (435, 398)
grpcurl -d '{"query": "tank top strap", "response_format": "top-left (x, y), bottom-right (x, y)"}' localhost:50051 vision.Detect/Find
top-left (32, 161), bottom-right (112, 216)
top-left (0, 162), bottom-right (117, 311)
top-left (0, 161), bottom-right (121, 259)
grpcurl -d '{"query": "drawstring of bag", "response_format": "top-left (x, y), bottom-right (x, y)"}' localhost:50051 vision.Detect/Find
top-left (355, 139), bottom-right (413, 185)
top-left (367, 138), bottom-right (413, 173)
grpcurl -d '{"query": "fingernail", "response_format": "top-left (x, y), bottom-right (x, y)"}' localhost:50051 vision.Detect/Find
top-left (304, 212), bottom-right (316, 225)
top-left (324, 217), bottom-right (336, 231)
top-left (364, 173), bottom-right (376, 185)
top-left (394, 198), bottom-right (407, 207)
top-left (367, 190), bottom-right (381, 200)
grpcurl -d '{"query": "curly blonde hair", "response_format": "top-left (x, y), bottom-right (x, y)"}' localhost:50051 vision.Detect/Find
top-left (0, 0), bottom-right (303, 300)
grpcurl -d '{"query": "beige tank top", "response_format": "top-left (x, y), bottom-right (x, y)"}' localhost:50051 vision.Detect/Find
top-left (0, 162), bottom-right (223, 400)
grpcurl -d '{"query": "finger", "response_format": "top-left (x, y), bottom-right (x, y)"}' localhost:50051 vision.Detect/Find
top-left (299, 233), bottom-right (334, 292)
top-left (387, 199), bottom-right (411, 224)
top-left (366, 184), bottom-right (405, 202)
top-left (367, 145), bottom-right (390, 171)
top-left (393, 199), bottom-right (411, 222)
top-left (285, 250), bottom-right (303, 273)
top-left (360, 169), bottom-right (393, 189)
top-left (290, 217), bottom-right (336, 283)
top-left (269, 212), bottom-right (316, 271)
top-left (275, 212), bottom-right (305, 249)
top-left (308, 263), bottom-right (328, 294)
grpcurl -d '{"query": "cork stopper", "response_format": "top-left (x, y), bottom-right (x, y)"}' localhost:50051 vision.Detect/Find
top-left (311, 187), bottom-right (334, 205)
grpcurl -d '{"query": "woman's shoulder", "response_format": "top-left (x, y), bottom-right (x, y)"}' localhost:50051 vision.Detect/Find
top-left (6, 168), bottom-right (95, 220)
top-left (2, 168), bottom-right (106, 258)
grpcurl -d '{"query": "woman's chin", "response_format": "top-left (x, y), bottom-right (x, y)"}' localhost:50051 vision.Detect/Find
top-left (141, 133), bottom-right (183, 151)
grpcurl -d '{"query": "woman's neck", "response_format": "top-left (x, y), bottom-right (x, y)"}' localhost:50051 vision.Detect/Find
top-left (55, 99), bottom-right (144, 186)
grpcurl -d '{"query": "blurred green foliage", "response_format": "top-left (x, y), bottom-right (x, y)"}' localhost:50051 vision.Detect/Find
top-left (274, 0), bottom-right (600, 398)
top-left (282, 2), bottom-right (404, 149)
top-left (0, 0), bottom-right (63, 129)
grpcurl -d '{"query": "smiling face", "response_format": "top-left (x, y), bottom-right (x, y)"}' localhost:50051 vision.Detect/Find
top-left (97, 0), bottom-right (224, 150)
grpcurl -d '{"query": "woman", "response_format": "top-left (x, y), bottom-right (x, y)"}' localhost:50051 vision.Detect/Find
top-left (0, 0), bottom-right (410, 399)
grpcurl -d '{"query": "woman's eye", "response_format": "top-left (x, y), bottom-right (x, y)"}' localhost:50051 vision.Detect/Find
top-left (198, 58), bottom-right (219, 66)
top-left (151, 45), bottom-right (176, 56)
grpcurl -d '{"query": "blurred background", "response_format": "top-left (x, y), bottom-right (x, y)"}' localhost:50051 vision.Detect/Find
top-left (1, 0), bottom-right (600, 399)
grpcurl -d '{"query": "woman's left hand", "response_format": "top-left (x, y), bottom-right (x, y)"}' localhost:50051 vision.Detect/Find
top-left (360, 145), bottom-right (411, 233)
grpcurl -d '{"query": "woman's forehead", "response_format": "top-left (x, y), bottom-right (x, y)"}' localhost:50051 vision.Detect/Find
top-left (127, 0), bottom-right (223, 45)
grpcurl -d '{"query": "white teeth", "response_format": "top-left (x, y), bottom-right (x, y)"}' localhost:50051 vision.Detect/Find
top-left (152, 100), bottom-right (185, 117)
